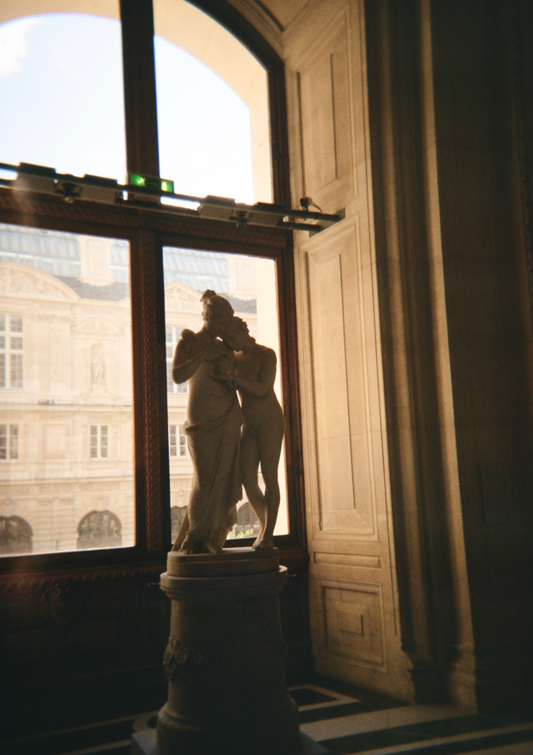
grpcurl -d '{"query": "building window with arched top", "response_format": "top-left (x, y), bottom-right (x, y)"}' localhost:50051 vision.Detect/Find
top-left (0, 515), bottom-right (32, 554)
top-left (77, 510), bottom-right (122, 550)
top-left (235, 502), bottom-right (260, 539)
top-left (0, 0), bottom-right (301, 565)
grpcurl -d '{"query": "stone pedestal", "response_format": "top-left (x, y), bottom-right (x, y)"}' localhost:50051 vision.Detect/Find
top-left (141, 547), bottom-right (314, 755)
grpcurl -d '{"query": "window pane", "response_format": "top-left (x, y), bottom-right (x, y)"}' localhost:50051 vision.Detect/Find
top-left (10, 354), bottom-right (23, 388)
top-left (164, 247), bottom-right (288, 546)
top-left (0, 8), bottom-right (126, 181)
top-left (0, 425), bottom-right (6, 460)
top-left (9, 425), bottom-right (18, 460)
top-left (90, 426), bottom-right (98, 459)
top-left (179, 425), bottom-right (186, 457)
top-left (169, 425), bottom-right (177, 457)
top-left (0, 224), bottom-right (135, 556)
top-left (10, 316), bottom-right (23, 333)
top-left (100, 425), bottom-right (108, 458)
top-left (153, 0), bottom-right (272, 203)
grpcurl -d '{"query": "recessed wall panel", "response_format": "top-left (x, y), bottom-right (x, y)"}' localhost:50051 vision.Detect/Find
top-left (308, 251), bottom-right (355, 521)
top-left (307, 228), bottom-right (376, 536)
top-left (298, 15), bottom-right (355, 210)
top-left (322, 582), bottom-right (385, 667)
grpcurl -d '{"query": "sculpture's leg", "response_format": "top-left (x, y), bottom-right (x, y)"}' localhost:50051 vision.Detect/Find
top-left (252, 420), bottom-right (284, 549)
top-left (240, 435), bottom-right (267, 544)
top-left (260, 477), bottom-right (280, 549)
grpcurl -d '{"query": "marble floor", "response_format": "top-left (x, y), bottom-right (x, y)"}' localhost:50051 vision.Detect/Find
top-left (3, 677), bottom-right (533, 755)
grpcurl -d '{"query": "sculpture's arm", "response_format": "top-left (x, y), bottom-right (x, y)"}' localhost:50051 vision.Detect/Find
top-left (172, 335), bottom-right (222, 384)
top-left (214, 348), bottom-right (277, 398)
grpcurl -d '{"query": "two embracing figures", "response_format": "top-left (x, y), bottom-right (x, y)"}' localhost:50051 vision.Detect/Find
top-left (171, 290), bottom-right (285, 555)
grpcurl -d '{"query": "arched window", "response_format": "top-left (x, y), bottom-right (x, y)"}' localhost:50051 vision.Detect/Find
top-left (0, 515), bottom-right (32, 554)
top-left (0, 0), bottom-right (303, 567)
top-left (77, 510), bottom-right (122, 550)
top-left (235, 502), bottom-right (260, 539)
top-left (0, 1), bottom-right (276, 202)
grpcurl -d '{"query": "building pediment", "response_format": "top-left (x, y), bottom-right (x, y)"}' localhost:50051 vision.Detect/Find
top-left (0, 262), bottom-right (79, 302)
top-left (164, 281), bottom-right (202, 313)
top-left (72, 318), bottom-right (123, 336)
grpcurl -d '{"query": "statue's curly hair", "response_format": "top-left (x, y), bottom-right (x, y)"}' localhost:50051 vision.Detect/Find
top-left (231, 316), bottom-right (248, 333)
top-left (200, 290), bottom-right (234, 323)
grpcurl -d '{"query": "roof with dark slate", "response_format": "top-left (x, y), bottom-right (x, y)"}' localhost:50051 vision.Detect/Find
top-left (0, 224), bottom-right (236, 300)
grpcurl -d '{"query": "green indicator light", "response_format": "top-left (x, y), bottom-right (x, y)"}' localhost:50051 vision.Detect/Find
top-left (128, 174), bottom-right (174, 193)
top-left (129, 173), bottom-right (146, 187)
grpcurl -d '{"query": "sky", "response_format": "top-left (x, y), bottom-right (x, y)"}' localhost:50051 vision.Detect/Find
top-left (0, 14), bottom-right (254, 202)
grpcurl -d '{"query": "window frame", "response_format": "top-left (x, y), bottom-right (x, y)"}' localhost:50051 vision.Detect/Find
top-left (90, 425), bottom-right (109, 459)
top-left (0, 0), bottom-right (306, 578)
top-left (0, 314), bottom-right (24, 389)
top-left (169, 424), bottom-right (187, 457)
top-left (0, 423), bottom-right (19, 460)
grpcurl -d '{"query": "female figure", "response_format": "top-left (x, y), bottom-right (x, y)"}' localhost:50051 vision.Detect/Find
top-left (217, 317), bottom-right (285, 550)
top-left (171, 291), bottom-right (242, 554)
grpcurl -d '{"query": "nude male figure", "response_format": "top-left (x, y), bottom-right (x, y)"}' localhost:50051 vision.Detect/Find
top-left (215, 317), bottom-right (285, 549)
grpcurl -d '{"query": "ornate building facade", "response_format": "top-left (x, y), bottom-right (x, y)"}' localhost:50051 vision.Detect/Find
top-left (0, 224), bottom-right (259, 555)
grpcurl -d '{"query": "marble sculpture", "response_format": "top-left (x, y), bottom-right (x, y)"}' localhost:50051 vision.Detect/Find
top-left (171, 290), bottom-right (284, 554)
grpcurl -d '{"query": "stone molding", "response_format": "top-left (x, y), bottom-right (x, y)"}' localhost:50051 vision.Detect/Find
top-left (161, 565), bottom-right (288, 602)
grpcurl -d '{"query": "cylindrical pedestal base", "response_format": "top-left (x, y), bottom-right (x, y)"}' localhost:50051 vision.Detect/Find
top-left (156, 548), bottom-right (301, 755)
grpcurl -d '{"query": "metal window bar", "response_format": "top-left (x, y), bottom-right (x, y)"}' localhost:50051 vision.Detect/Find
top-left (0, 162), bottom-right (344, 235)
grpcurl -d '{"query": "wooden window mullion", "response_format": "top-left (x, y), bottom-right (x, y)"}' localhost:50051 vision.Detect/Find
top-left (120, 0), bottom-right (160, 177)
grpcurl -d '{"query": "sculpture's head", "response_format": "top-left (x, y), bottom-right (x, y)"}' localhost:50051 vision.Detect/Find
top-left (223, 316), bottom-right (255, 352)
top-left (200, 290), bottom-right (234, 336)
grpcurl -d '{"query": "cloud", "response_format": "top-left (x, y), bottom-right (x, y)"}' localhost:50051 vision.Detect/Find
top-left (0, 18), bottom-right (42, 78)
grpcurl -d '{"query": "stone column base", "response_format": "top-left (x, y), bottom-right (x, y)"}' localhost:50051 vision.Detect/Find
top-left (142, 547), bottom-right (317, 755)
